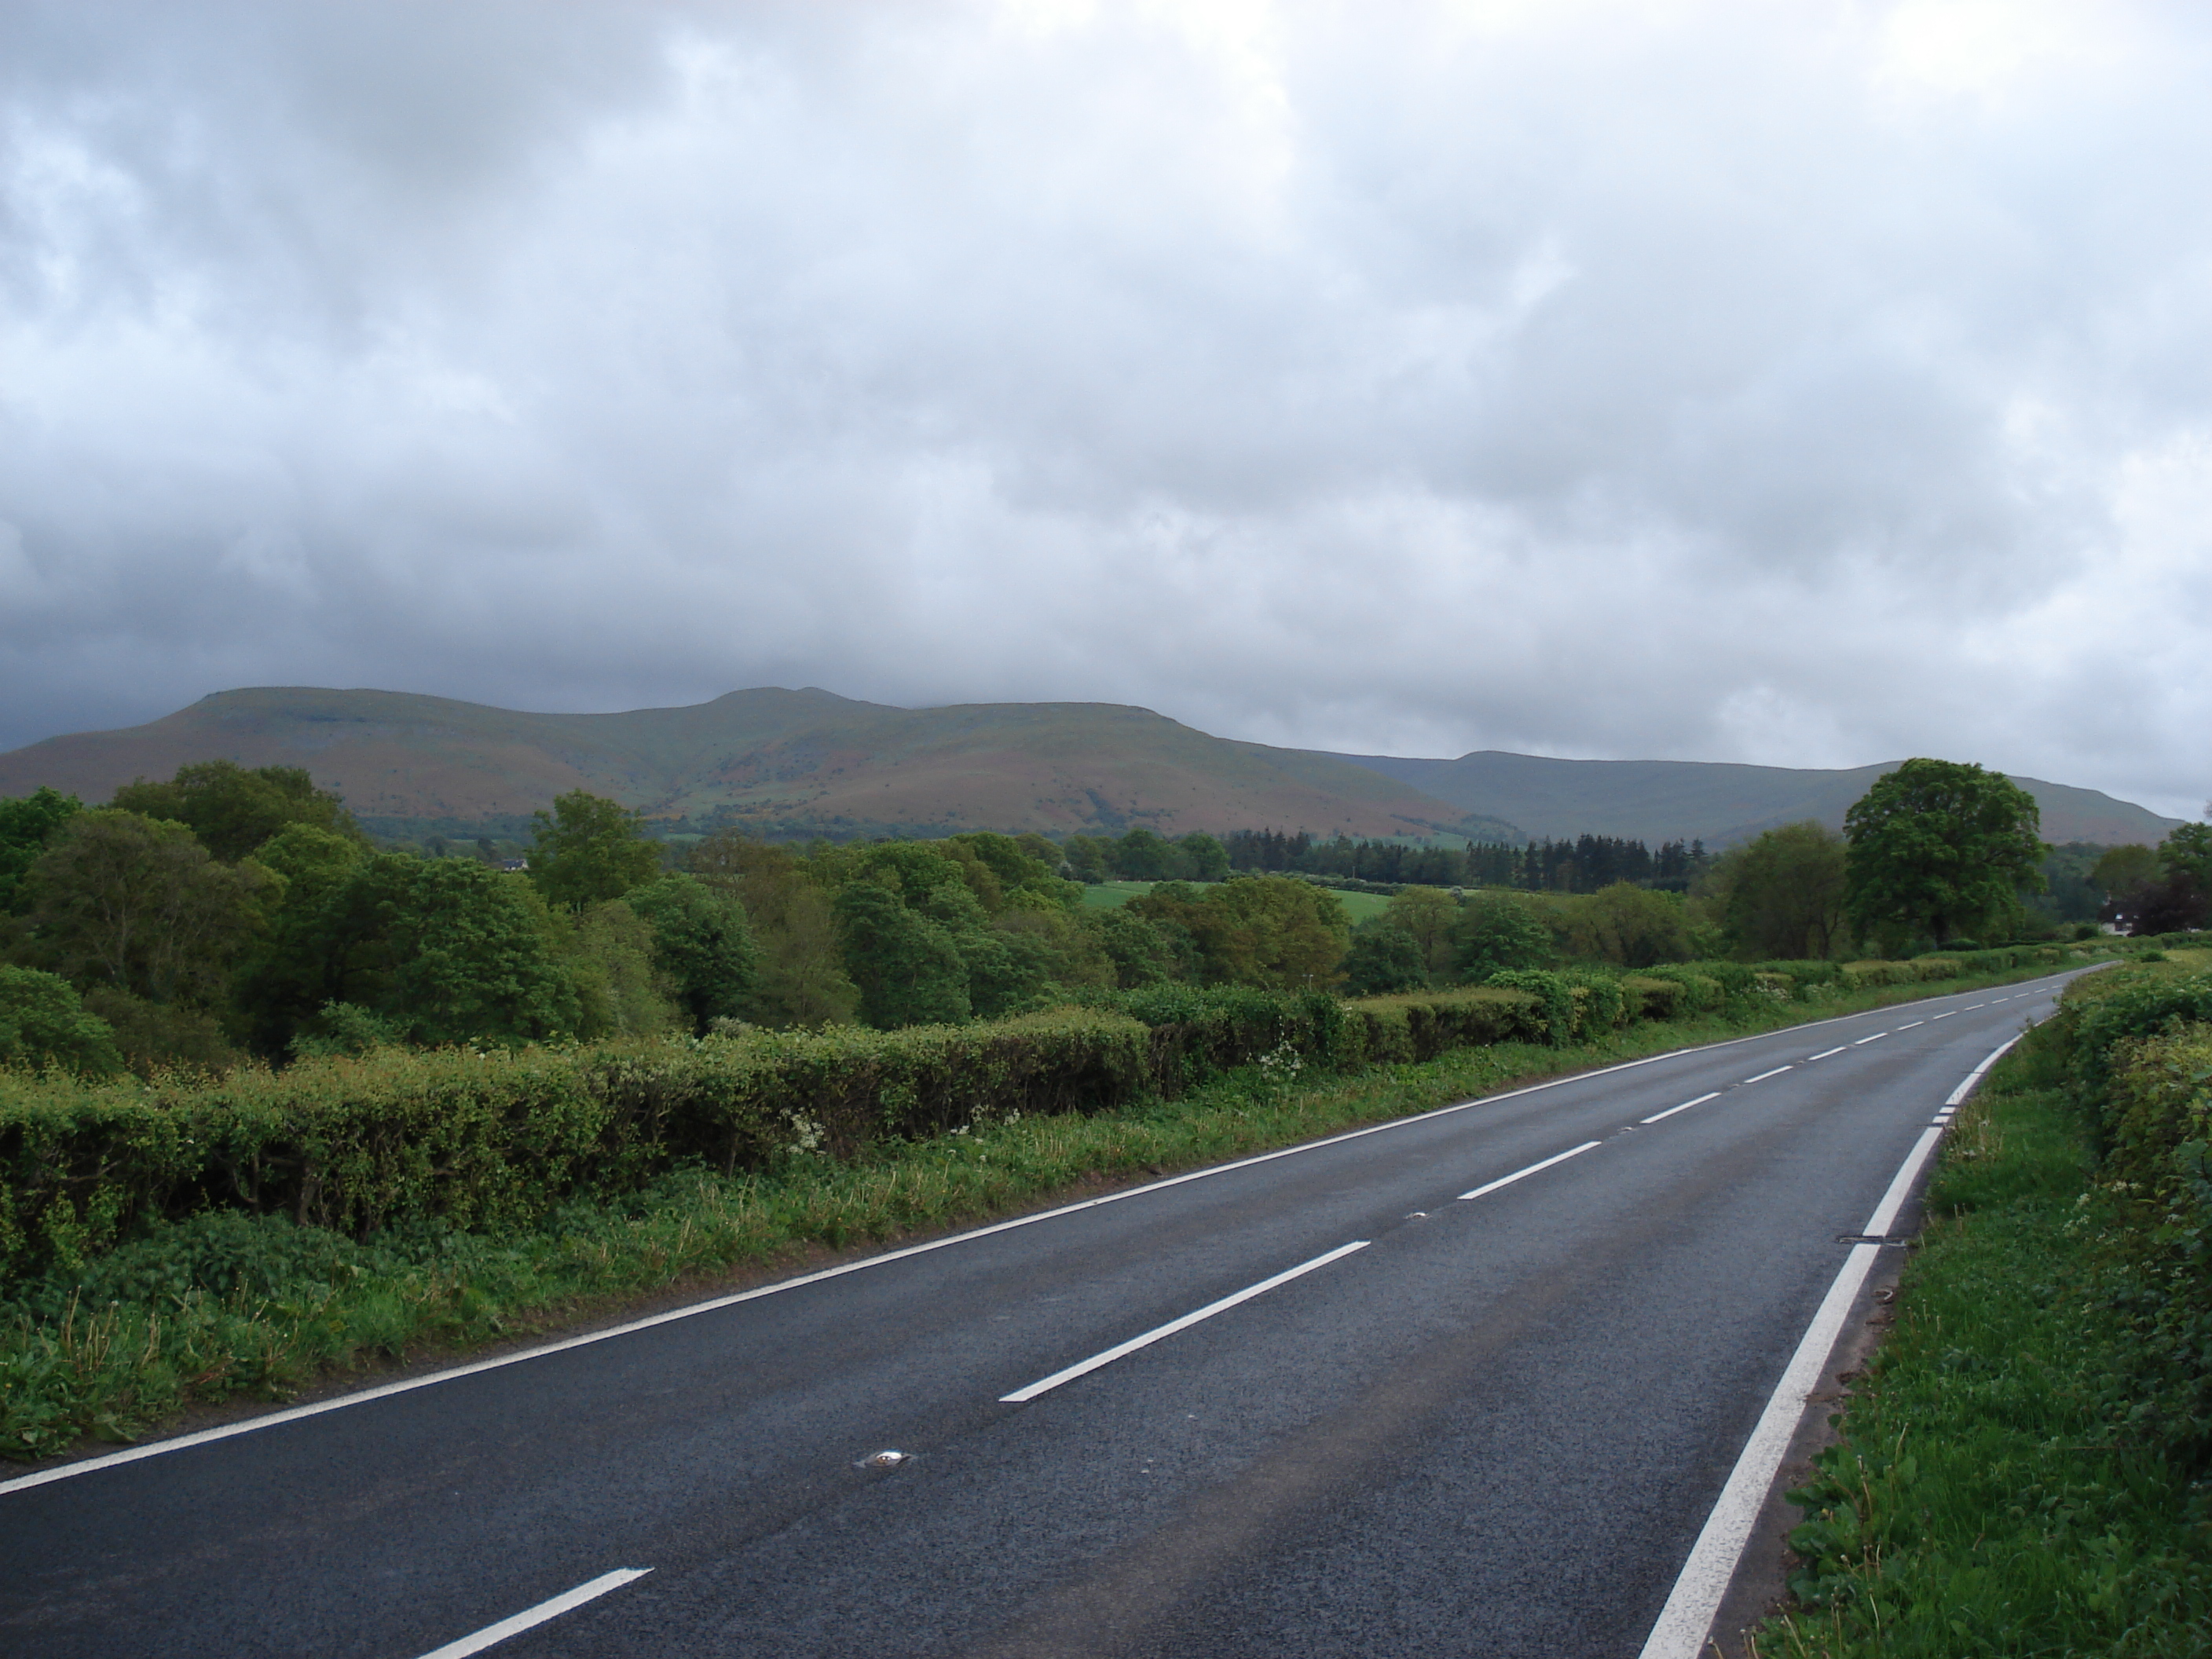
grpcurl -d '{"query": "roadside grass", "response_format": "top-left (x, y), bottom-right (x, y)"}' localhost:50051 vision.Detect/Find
top-left (0, 958), bottom-right (2086, 1466)
top-left (1752, 1022), bottom-right (2212, 1657)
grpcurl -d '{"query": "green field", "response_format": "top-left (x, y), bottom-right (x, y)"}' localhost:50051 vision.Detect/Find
top-left (1079, 879), bottom-right (1390, 923)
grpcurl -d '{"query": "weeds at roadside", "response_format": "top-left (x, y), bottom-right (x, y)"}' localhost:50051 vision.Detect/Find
top-left (1753, 1020), bottom-right (2212, 1657)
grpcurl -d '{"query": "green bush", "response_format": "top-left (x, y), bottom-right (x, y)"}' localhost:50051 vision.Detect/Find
top-left (1620, 975), bottom-right (1684, 1020)
top-left (1483, 969), bottom-right (1577, 1045)
top-left (1340, 988), bottom-right (1543, 1063)
top-left (0, 966), bottom-right (122, 1077)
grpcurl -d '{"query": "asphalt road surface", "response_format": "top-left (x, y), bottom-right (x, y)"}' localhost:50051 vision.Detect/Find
top-left (0, 973), bottom-right (2078, 1658)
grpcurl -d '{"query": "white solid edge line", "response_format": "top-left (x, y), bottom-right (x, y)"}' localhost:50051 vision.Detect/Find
top-left (1741, 1066), bottom-right (1793, 1085)
top-left (1637, 1029), bottom-right (2034, 1659)
top-left (1635, 1241), bottom-right (1883, 1659)
top-left (1459, 1140), bottom-right (1604, 1201)
top-left (1945, 1035), bottom-right (2023, 1108)
top-left (0, 974), bottom-right (2081, 1498)
top-left (416, 1568), bottom-right (651, 1659)
top-left (998, 1240), bottom-right (1370, 1403)
top-left (1641, 1092), bottom-right (1721, 1126)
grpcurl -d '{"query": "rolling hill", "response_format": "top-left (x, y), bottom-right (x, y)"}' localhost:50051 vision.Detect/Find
top-left (0, 686), bottom-right (2183, 848)
top-left (1331, 750), bottom-right (2184, 848)
top-left (0, 687), bottom-right (1494, 842)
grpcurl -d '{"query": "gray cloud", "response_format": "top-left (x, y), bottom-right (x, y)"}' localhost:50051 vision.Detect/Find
top-left (2, 0), bottom-right (2208, 817)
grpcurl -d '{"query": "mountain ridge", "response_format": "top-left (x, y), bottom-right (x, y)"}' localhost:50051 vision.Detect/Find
top-left (0, 686), bottom-right (2183, 848)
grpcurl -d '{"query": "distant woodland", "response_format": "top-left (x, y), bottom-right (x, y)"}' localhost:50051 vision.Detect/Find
top-left (1, 755), bottom-right (2199, 1079)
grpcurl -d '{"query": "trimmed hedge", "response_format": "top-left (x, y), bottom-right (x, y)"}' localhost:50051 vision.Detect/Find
top-left (2, 946), bottom-right (2095, 1286)
top-left (1340, 988), bottom-right (1543, 1063)
top-left (0, 1009), bottom-right (1156, 1281)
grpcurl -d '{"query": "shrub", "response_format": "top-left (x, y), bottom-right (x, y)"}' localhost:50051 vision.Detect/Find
top-left (1340, 989), bottom-right (1543, 1063)
top-left (1620, 975), bottom-right (1684, 1020)
top-left (1484, 969), bottom-right (1577, 1045)
top-left (0, 1009), bottom-right (1156, 1281)
top-left (0, 967), bottom-right (123, 1078)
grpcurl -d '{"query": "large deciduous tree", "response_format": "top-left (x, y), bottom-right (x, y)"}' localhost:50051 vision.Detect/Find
top-left (527, 790), bottom-right (664, 908)
top-left (1712, 822), bottom-right (1849, 960)
top-left (0, 786), bottom-right (82, 914)
top-left (111, 760), bottom-right (361, 862)
top-left (625, 873), bottom-right (760, 1032)
top-left (1452, 891), bottom-right (1551, 979)
top-left (23, 809), bottom-right (279, 1006)
top-left (1843, 760), bottom-right (2044, 950)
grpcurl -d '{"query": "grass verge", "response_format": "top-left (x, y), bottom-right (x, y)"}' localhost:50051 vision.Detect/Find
top-left (1752, 1017), bottom-right (2212, 1656)
top-left (0, 958), bottom-right (2087, 1467)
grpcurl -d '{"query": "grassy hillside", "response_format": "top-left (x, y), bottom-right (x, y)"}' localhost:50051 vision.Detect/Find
top-left (1335, 748), bottom-right (2181, 847)
top-left (0, 687), bottom-right (1479, 841)
top-left (0, 685), bottom-right (2177, 847)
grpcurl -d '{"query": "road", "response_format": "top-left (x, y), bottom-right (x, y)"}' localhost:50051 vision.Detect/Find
top-left (0, 974), bottom-right (2075, 1658)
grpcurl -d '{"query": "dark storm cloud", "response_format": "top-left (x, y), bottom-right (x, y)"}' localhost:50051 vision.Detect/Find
top-left (2, 0), bottom-right (2207, 816)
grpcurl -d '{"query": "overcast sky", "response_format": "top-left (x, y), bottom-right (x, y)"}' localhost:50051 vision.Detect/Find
top-left (2, 1), bottom-right (2207, 817)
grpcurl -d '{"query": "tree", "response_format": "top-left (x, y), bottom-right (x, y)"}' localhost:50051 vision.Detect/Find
top-left (242, 851), bottom-right (578, 1049)
top-left (229, 824), bottom-right (374, 1053)
top-left (1090, 906), bottom-right (1192, 987)
top-left (1111, 828), bottom-right (1177, 881)
top-left (23, 809), bottom-right (279, 1006)
top-left (1174, 833), bottom-right (1231, 882)
top-left (1567, 882), bottom-right (1693, 968)
top-left (527, 791), bottom-right (663, 908)
top-left (1843, 760), bottom-right (2044, 950)
top-left (1342, 920), bottom-right (1428, 994)
top-left (0, 965), bottom-right (123, 1076)
top-left (111, 760), bottom-right (361, 862)
top-left (687, 832), bottom-right (857, 1027)
top-left (2160, 823), bottom-right (2212, 890)
top-left (1711, 822), bottom-right (1849, 959)
top-left (1383, 886), bottom-right (1460, 982)
top-left (0, 786), bottom-right (82, 914)
top-left (563, 899), bottom-right (681, 1039)
top-left (1453, 892), bottom-right (1550, 979)
top-left (1132, 876), bottom-right (1349, 989)
top-left (832, 883), bottom-right (971, 1027)
top-left (2090, 844), bottom-right (2160, 904)
top-left (625, 873), bottom-right (759, 1032)
top-left (346, 858), bottom-right (579, 1046)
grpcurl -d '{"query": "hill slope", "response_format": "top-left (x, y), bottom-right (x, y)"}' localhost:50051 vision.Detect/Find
top-left (0, 687), bottom-right (1485, 840)
top-left (1333, 749), bottom-right (2181, 847)
top-left (0, 687), bottom-right (2180, 847)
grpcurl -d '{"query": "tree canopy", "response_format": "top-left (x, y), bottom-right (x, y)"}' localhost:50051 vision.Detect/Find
top-left (527, 791), bottom-right (664, 909)
top-left (1843, 760), bottom-right (2044, 949)
top-left (111, 760), bottom-right (361, 862)
top-left (1712, 822), bottom-right (1848, 960)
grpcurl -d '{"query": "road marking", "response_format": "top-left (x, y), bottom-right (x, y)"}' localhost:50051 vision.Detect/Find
top-left (998, 1240), bottom-right (1370, 1403)
top-left (1640, 1092), bottom-right (1720, 1126)
top-left (1459, 1141), bottom-right (1604, 1201)
top-left (1807, 1046), bottom-right (1845, 1060)
top-left (1897, 1020), bottom-right (1924, 1030)
top-left (1741, 1066), bottom-right (1793, 1085)
top-left (1965, 1003), bottom-right (1985, 1009)
top-left (1932, 1012), bottom-right (1955, 1020)
top-left (1945, 1036), bottom-right (2022, 1108)
top-left (0, 971), bottom-right (2086, 1496)
top-left (416, 1569), bottom-right (651, 1659)
top-left (1853, 1032), bottom-right (1887, 1045)
top-left (1638, 1032), bottom-right (2028, 1659)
